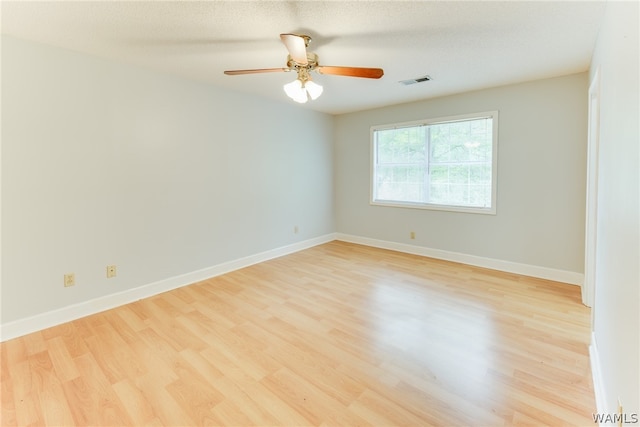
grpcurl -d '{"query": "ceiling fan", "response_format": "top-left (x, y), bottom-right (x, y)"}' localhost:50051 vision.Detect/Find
top-left (224, 33), bottom-right (384, 103)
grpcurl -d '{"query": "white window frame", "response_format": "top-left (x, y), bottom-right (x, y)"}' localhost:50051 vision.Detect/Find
top-left (370, 111), bottom-right (498, 214)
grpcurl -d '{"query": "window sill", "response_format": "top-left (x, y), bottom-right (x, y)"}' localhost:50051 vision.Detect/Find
top-left (370, 200), bottom-right (496, 215)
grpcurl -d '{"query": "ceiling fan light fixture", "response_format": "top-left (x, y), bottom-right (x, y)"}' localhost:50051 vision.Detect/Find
top-left (283, 76), bottom-right (323, 103)
top-left (283, 79), bottom-right (308, 103)
top-left (305, 80), bottom-right (323, 100)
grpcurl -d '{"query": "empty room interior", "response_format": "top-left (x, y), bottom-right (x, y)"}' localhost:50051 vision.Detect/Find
top-left (1, 1), bottom-right (638, 426)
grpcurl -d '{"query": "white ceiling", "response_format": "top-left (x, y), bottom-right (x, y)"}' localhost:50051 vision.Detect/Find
top-left (1, 1), bottom-right (606, 115)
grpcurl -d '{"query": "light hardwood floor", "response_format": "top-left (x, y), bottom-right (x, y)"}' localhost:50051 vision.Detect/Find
top-left (1, 241), bottom-right (595, 426)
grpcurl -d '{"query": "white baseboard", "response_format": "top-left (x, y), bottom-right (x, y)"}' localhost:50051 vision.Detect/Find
top-left (0, 232), bottom-right (584, 342)
top-left (335, 233), bottom-right (584, 286)
top-left (0, 233), bottom-right (336, 342)
top-left (590, 332), bottom-right (609, 424)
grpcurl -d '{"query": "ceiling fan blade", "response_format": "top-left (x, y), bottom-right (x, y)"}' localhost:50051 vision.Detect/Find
top-left (317, 66), bottom-right (384, 79)
top-left (280, 33), bottom-right (308, 65)
top-left (224, 68), bottom-right (289, 75)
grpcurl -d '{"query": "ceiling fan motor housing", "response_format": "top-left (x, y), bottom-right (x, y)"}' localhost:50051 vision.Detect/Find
top-left (287, 52), bottom-right (319, 71)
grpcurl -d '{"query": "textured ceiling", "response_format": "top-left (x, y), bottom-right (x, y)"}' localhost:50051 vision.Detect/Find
top-left (1, 1), bottom-right (606, 114)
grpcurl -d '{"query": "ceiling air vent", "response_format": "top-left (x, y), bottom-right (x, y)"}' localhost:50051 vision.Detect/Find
top-left (399, 75), bottom-right (432, 85)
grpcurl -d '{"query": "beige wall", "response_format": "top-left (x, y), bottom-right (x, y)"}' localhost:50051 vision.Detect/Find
top-left (334, 73), bottom-right (588, 275)
top-left (1, 36), bottom-right (334, 325)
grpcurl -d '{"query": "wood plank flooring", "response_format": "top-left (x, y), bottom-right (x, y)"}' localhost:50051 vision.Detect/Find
top-left (1, 241), bottom-right (595, 426)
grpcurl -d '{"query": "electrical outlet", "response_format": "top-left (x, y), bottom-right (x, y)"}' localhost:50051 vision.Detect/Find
top-left (294, 225), bottom-right (299, 234)
top-left (64, 273), bottom-right (75, 287)
top-left (106, 265), bottom-right (117, 278)
top-left (410, 231), bottom-right (416, 239)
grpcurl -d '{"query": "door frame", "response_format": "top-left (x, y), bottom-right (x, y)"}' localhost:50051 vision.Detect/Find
top-left (583, 69), bottom-right (600, 309)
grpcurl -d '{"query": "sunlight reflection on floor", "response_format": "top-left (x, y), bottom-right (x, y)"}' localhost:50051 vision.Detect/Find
top-left (370, 279), bottom-right (497, 400)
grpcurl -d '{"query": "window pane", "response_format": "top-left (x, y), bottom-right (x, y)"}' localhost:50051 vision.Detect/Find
top-left (376, 127), bottom-right (425, 163)
top-left (469, 185), bottom-right (491, 207)
top-left (450, 143), bottom-right (469, 162)
top-left (470, 164), bottom-right (491, 184)
top-left (429, 165), bottom-right (448, 183)
top-left (430, 126), bottom-right (450, 163)
top-left (375, 164), bottom-right (426, 203)
top-left (372, 112), bottom-right (497, 213)
top-left (449, 165), bottom-right (469, 184)
top-left (429, 183), bottom-right (448, 204)
top-left (448, 184), bottom-right (470, 205)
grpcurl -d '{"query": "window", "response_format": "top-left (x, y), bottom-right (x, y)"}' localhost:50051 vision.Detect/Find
top-left (371, 111), bottom-right (498, 214)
